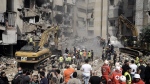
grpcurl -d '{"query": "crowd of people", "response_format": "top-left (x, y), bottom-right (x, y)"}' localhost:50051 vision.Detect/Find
top-left (0, 45), bottom-right (150, 84)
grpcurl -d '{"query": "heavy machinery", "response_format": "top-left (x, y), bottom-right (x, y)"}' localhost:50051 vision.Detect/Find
top-left (15, 26), bottom-right (60, 69)
top-left (117, 14), bottom-right (138, 45)
top-left (117, 14), bottom-right (150, 57)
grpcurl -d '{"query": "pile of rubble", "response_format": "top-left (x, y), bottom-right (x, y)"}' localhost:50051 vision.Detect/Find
top-left (0, 56), bottom-right (17, 82)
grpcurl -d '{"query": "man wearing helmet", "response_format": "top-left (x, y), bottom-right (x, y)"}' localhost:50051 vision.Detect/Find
top-left (132, 74), bottom-right (145, 84)
top-left (101, 60), bottom-right (110, 83)
top-left (119, 76), bottom-right (126, 84)
top-left (110, 66), bottom-right (122, 84)
top-left (113, 62), bottom-right (122, 73)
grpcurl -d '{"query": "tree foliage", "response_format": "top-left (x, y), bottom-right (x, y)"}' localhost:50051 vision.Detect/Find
top-left (141, 25), bottom-right (150, 42)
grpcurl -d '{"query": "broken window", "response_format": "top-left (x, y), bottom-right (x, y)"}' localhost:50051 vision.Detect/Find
top-left (6, 0), bottom-right (14, 11)
top-left (67, 5), bottom-right (71, 13)
top-left (24, 0), bottom-right (30, 8)
top-left (110, 0), bottom-right (114, 5)
top-left (35, 16), bottom-right (39, 22)
top-left (56, 6), bottom-right (64, 12)
top-left (109, 20), bottom-right (115, 26)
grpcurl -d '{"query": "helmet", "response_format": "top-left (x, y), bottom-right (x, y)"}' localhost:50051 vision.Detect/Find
top-left (119, 76), bottom-right (126, 82)
top-left (115, 66), bottom-right (121, 70)
top-left (104, 60), bottom-right (109, 64)
top-left (115, 62), bottom-right (120, 67)
top-left (134, 74), bottom-right (140, 78)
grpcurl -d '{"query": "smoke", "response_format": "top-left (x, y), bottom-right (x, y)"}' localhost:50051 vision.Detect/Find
top-left (61, 37), bottom-right (102, 58)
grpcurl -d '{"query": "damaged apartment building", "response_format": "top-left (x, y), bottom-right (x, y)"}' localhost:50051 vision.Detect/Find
top-left (0, 0), bottom-right (75, 56)
top-left (108, 0), bottom-right (150, 38)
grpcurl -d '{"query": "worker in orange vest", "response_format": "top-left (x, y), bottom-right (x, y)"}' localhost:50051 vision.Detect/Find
top-left (83, 50), bottom-right (87, 61)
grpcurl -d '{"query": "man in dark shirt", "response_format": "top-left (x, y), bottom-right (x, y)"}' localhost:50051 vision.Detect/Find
top-left (40, 71), bottom-right (48, 84)
top-left (47, 66), bottom-right (57, 83)
top-left (65, 48), bottom-right (69, 54)
top-left (89, 71), bottom-right (102, 84)
top-left (113, 51), bottom-right (117, 65)
top-left (91, 50), bottom-right (94, 61)
top-left (138, 60), bottom-right (146, 80)
top-left (145, 62), bottom-right (150, 84)
top-left (122, 60), bottom-right (129, 75)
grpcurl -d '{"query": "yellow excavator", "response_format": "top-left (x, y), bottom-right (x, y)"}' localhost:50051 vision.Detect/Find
top-left (117, 14), bottom-right (138, 39)
top-left (15, 26), bottom-right (60, 69)
top-left (117, 14), bottom-right (144, 57)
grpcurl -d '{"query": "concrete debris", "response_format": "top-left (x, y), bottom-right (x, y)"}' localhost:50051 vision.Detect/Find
top-left (0, 56), bottom-right (17, 82)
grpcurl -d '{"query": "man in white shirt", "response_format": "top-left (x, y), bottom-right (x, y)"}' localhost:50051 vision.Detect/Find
top-left (129, 60), bottom-right (137, 79)
top-left (81, 59), bottom-right (92, 84)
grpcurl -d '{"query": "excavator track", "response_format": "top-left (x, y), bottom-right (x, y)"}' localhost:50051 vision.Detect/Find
top-left (119, 47), bottom-right (143, 58)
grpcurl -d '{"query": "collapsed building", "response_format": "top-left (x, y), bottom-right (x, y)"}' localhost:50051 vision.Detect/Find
top-left (0, 0), bottom-right (75, 56)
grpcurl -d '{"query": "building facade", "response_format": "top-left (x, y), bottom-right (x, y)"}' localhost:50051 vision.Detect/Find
top-left (73, 0), bottom-right (109, 39)
top-left (108, 0), bottom-right (136, 37)
top-left (108, 0), bottom-right (150, 38)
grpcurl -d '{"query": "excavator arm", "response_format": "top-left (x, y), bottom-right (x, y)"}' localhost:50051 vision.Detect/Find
top-left (38, 26), bottom-right (59, 49)
top-left (118, 14), bottom-right (138, 37)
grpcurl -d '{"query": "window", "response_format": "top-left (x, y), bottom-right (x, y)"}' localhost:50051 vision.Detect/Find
top-left (24, 0), bottom-right (30, 8)
top-left (67, 5), bottom-right (71, 13)
top-left (88, 30), bottom-right (94, 36)
top-left (109, 20), bottom-right (115, 26)
top-left (56, 6), bottom-right (63, 12)
top-left (89, 20), bottom-right (94, 27)
top-left (110, 0), bottom-right (114, 5)
top-left (128, 0), bottom-right (135, 5)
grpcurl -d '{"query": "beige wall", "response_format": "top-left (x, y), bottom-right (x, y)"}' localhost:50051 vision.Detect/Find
top-left (102, 0), bottom-right (108, 39)
top-left (0, 0), bottom-right (6, 12)
top-left (93, 0), bottom-right (108, 39)
top-left (93, 0), bottom-right (101, 37)
top-left (14, 0), bottom-right (24, 40)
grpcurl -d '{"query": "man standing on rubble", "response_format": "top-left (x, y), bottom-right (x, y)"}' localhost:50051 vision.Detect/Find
top-left (88, 51), bottom-right (91, 61)
top-left (91, 50), bottom-right (94, 61)
top-left (80, 50), bottom-right (83, 62)
top-left (58, 55), bottom-right (64, 69)
top-left (83, 50), bottom-right (87, 61)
